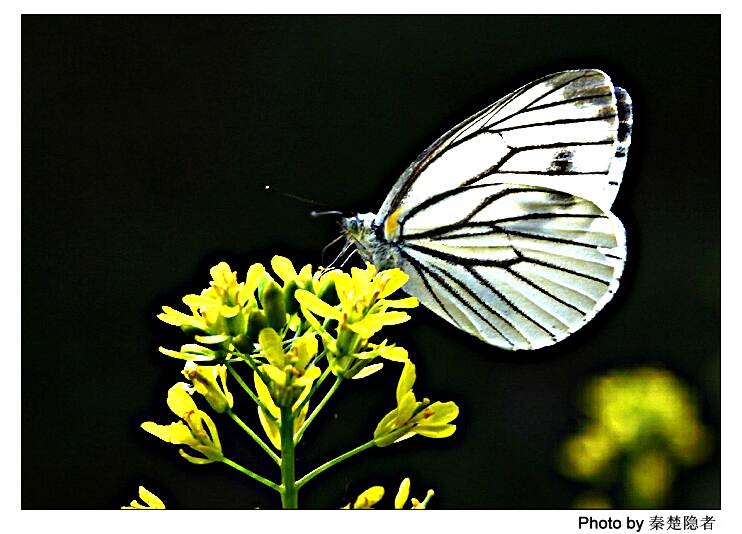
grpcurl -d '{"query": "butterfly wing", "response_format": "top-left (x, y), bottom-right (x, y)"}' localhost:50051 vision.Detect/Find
top-left (376, 69), bottom-right (632, 224)
top-left (389, 183), bottom-right (625, 350)
top-left (374, 69), bottom-right (632, 349)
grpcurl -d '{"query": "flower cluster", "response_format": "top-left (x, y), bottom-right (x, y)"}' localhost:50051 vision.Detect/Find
top-left (136, 257), bottom-right (459, 509)
top-left (558, 367), bottom-right (713, 508)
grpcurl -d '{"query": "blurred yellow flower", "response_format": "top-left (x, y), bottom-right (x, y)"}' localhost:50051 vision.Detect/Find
top-left (559, 367), bottom-right (714, 508)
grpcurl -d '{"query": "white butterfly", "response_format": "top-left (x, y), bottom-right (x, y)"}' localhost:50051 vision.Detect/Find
top-left (342, 69), bottom-right (632, 350)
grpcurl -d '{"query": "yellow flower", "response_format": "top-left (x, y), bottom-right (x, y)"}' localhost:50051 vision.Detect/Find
top-left (256, 327), bottom-right (321, 406)
top-left (410, 490), bottom-right (435, 509)
top-left (297, 263), bottom-right (417, 337)
top-left (270, 256), bottom-right (339, 330)
top-left (121, 486), bottom-right (165, 509)
top-left (182, 361), bottom-right (234, 413)
top-left (254, 366), bottom-right (319, 450)
top-left (342, 486), bottom-right (385, 509)
top-left (141, 383), bottom-right (223, 464)
top-left (374, 361), bottom-right (458, 447)
top-left (252, 327), bottom-right (322, 448)
top-left (157, 262), bottom-right (268, 359)
top-left (341, 479), bottom-right (434, 509)
top-left (294, 263), bottom-right (415, 378)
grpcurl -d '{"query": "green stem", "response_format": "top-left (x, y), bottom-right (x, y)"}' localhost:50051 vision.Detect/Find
top-left (226, 408), bottom-right (280, 465)
top-left (221, 457), bottom-right (281, 492)
top-left (226, 362), bottom-right (279, 425)
top-left (279, 407), bottom-right (298, 508)
top-left (295, 439), bottom-right (375, 490)
top-left (292, 362), bottom-right (333, 425)
top-left (293, 375), bottom-right (343, 445)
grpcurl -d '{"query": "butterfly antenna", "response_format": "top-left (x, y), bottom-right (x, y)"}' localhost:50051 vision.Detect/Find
top-left (264, 184), bottom-right (330, 207)
top-left (311, 210), bottom-right (344, 217)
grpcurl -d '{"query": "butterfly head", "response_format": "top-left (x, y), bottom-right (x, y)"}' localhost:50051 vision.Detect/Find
top-left (340, 213), bottom-right (376, 259)
top-left (340, 212), bottom-right (398, 270)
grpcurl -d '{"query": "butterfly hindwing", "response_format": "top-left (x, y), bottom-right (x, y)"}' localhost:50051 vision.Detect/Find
top-left (391, 184), bottom-right (625, 350)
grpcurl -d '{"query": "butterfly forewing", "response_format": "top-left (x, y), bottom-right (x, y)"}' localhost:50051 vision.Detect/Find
top-left (377, 69), bottom-right (632, 225)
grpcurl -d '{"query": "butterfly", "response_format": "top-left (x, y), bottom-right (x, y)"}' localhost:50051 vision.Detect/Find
top-left (342, 69), bottom-right (632, 350)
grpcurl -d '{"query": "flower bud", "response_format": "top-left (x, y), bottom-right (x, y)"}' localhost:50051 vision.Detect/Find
top-left (247, 309), bottom-right (268, 340)
top-left (283, 279), bottom-right (300, 315)
top-left (232, 333), bottom-right (253, 353)
top-left (261, 280), bottom-right (287, 331)
top-left (317, 277), bottom-right (340, 306)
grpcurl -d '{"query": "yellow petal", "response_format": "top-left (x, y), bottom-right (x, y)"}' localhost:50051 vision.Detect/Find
top-left (294, 365), bottom-right (322, 387)
top-left (377, 345), bottom-right (408, 362)
top-left (380, 297), bottom-right (419, 309)
top-left (394, 478), bottom-right (410, 509)
top-left (353, 486), bottom-right (385, 509)
top-left (138, 487), bottom-right (165, 509)
top-left (294, 289), bottom-right (343, 320)
top-left (295, 332), bottom-right (318, 369)
top-left (352, 362), bottom-right (384, 379)
top-left (297, 263), bottom-right (313, 282)
top-left (419, 401), bottom-right (459, 424)
top-left (271, 256), bottom-right (298, 285)
top-left (259, 328), bottom-right (286, 368)
top-left (414, 424), bottom-right (456, 439)
top-left (167, 383), bottom-right (198, 417)
top-left (377, 269), bottom-right (409, 299)
top-left (141, 421), bottom-right (194, 445)
top-left (210, 262), bottom-right (235, 286)
top-left (347, 312), bottom-right (410, 337)
top-left (239, 263), bottom-right (266, 305)
top-left (262, 364), bottom-right (287, 387)
top-left (395, 390), bottom-right (418, 427)
top-left (258, 407), bottom-right (281, 450)
top-left (396, 361), bottom-right (416, 405)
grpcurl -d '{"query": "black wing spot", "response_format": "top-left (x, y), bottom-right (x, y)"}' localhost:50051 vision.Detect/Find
top-left (548, 149), bottom-right (574, 173)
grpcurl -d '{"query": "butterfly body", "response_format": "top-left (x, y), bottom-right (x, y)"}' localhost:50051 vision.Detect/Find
top-left (342, 69), bottom-right (632, 351)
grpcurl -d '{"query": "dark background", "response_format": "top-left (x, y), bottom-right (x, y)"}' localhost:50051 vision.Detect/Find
top-left (23, 16), bottom-right (720, 509)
